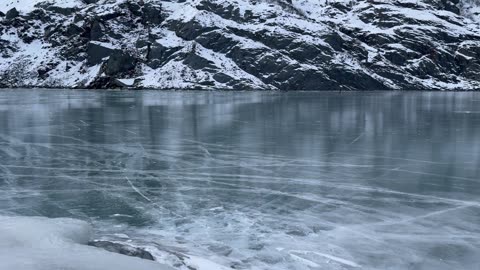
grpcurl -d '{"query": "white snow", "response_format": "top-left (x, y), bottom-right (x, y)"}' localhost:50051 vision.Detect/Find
top-left (0, 0), bottom-right (45, 13)
top-left (461, 0), bottom-right (480, 22)
top-left (156, 30), bottom-right (185, 48)
top-left (0, 215), bottom-right (174, 270)
top-left (89, 41), bottom-right (118, 50)
top-left (117, 78), bottom-right (135, 86)
top-left (0, 0), bottom-right (84, 13)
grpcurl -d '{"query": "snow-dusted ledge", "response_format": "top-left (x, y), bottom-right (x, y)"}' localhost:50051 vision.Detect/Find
top-left (0, 215), bottom-right (174, 270)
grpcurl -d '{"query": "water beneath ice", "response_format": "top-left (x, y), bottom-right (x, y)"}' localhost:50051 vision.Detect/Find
top-left (0, 90), bottom-right (479, 270)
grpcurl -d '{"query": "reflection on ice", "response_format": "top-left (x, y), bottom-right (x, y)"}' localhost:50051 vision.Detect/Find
top-left (0, 90), bottom-right (480, 269)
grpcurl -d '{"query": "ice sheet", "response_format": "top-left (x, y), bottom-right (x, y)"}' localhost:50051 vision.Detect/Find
top-left (0, 90), bottom-right (479, 270)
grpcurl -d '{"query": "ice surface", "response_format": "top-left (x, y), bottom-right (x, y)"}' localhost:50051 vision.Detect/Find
top-left (0, 90), bottom-right (480, 269)
top-left (0, 215), bottom-right (174, 270)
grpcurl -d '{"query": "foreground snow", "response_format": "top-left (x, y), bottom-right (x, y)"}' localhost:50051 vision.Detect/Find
top-left (0, 215), bottom-right (174, 270)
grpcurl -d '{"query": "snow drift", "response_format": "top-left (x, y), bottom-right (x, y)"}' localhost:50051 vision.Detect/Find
top-left (0, 215), bottom-right (174, 270)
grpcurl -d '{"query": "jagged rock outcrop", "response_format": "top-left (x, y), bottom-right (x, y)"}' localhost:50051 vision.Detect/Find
top-left (0, 0), bottom-right (479, 90)
top-left (5, 8), bottom-right (19, 20)
top-left (88, 240), bottom-right (155, 261)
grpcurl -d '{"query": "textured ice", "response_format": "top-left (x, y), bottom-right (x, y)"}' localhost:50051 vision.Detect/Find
top-left (0, 90), bottom-right (480, 269)
top-left (0, 215), bottom-right (174, 270)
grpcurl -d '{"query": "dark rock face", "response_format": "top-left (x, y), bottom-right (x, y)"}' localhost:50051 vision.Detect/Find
top-left (147, 43), bottom-right (180, 68)
top-left (88, 241), bottom-right (155, 261)
top-left (142, 3), bottom-right (163, 25)
top-left (5, 8), bottom-right (19, 20)
top-left (183, 53), bottom-right (215, 70)
top-left (426, 0), bottom-right (461, 13)
top-left (0, 0), bottom-right (480, 90)
top-left (45, 5), bottom-right (78, 16)
top-left (105, 50), bottom-right (136, 75)
top-left (87, 42), bottom-right (114, 65)
top-left (90, 20), bottom-right (104, 41)
top-left (65, 23), bottom-right (83, 37)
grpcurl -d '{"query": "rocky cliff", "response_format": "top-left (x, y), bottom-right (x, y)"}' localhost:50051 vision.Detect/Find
top-left (0, 0), bottom-right (479, 90)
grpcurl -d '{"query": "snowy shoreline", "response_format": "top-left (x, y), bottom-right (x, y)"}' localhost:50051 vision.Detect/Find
top-left (0, 215), bottom-right (176, 270)
top-left (0, 215), bottom-right (236, 270)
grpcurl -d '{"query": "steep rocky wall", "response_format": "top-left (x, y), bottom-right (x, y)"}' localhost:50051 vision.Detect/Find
top-left (0, 0), bottom-right (479, 90)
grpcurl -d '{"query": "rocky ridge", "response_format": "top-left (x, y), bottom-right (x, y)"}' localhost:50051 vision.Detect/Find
top-left (0, 0), bottom-right (479, 90)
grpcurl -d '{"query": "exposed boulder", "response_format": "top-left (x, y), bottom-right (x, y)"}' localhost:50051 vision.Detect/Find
top-left (86, 76), bottom-right (116, 89)
top-left (46, 6), bottom-right (78, 16)
top-left (123, 1), bottom-right (142, 17)
top-left (88, 240), bottom-right (155, 261)
top-left (5, 8), bottom-right (19, 20)
top-left (147, 43), bottom-right (180, 68)
top-left (105, 50), bottom-right (136, 75)
top-left (213, 73), bottom-right (233, 84)
top-left (426, 0), bottom-right (461, 14)
top-left (65, 23), bottom-right (84, 37)
top-left (142, 3), bottom-right (162, 25)
top-left (90, 20), bottom-right (104, 41)
top-left (172, 20), bottom-right (214, 41)
top-left (86, 42), bottom-right (114, 65)
top-left (197, 0), bottom-right (243, 22)
top-left (183, 53), bottom-right (215, 70)
top-left (37, 62), bottom-right (58, 79)
top-left (24, 8), bottom-right (48, 22)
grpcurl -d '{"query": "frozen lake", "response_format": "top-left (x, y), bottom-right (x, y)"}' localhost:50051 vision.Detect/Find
top-left (0, 90), bottom-right (479, 270)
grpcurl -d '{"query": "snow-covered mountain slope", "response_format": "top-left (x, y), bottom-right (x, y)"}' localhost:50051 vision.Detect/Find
top-left (461, 0), bottom-right (480, 21)
top-left (0, 0), bottom-right (479, 90)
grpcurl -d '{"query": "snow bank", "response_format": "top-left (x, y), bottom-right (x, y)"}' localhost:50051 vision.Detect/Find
top-left (0, 0), bottom-right (83, 13)
top-left (461, 0), bottom-right (480, 22)
top-left (0, 216), bottom-right (174, 270)
top-left (0, 0), bottom-right (44, 13)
